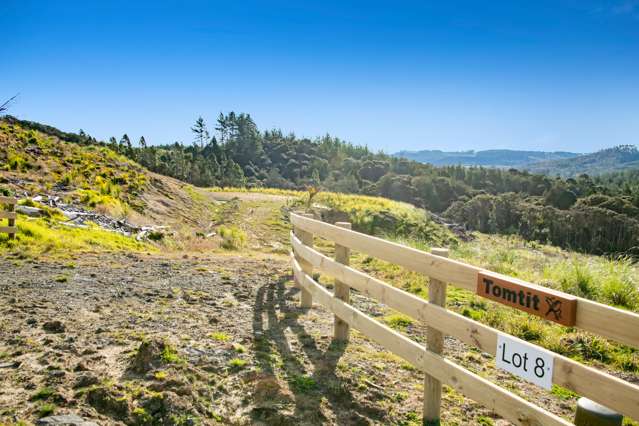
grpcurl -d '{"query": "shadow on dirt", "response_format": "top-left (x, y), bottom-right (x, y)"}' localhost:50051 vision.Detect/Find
top-left (252, 275), bottom-right (386, 425)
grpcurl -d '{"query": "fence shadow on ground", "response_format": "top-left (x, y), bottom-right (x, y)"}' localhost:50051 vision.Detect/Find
top-left (252, 275), bottom-right (386, 425)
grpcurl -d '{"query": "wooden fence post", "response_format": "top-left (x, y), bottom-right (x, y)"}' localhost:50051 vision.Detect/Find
top-left (8, 199), bottom-right (15, 239)
top-left (333, 222), bottom-right (352, 341)
top-left (297, 213), bottom-right (315, 308)
top-left (423, 247), bottom-right (449, 426)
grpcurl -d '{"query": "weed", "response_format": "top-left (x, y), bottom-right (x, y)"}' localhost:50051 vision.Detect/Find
top-left (289, 374), bottom-right (318, 393)
top-left (228, 358), bottom-right (247, 369)
top-left (38, 403), bottom-right (56, 417)
top-left (209, 332), bottom-right (231, 342)
top-left (160, 344), bottom-right (184, 364)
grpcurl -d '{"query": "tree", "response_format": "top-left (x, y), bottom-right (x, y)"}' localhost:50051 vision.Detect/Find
top-left (108, 136), bottom-right (118, 152)
top-left (139, 136), bottom-right (147, 148)
top-left (191, 116), bottom-right (210, 148)
top-left (120, 134), bottom-right (133, 157)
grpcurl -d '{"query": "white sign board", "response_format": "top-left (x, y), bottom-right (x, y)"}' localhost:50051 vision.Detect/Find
top-left (496, 334), bottom-right (554, 390)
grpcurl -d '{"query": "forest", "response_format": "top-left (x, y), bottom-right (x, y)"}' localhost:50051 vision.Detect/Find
top-left (6, 114), bottom-right (639, 257)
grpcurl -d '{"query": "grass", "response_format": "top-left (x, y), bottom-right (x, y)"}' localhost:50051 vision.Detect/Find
top-left (209, 332), bottom-right (231, 342)
top-left (289, 374), bottom-right (318, 393)
top-left (346, 232), bottom-right (639, 375)
top-left (0, 217), bottom-right (151, 259)
top-left (384, 314), bottom-right (414, 331)
top-left (160, 343), bottom-right (184, 364)
top-left (218, 225), bottom-right (247, 250)
top-left (30, 387), bottom-right (55, 401)
top-left (37, 403), bottom-right (55, 418)
top-left (228, 358), bottom-right (247, 369)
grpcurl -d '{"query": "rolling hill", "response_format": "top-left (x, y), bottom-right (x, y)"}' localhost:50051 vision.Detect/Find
top-left (393, 149), bottom-right (578, 167)
top-left (525, 145), bottom-right (639, 177)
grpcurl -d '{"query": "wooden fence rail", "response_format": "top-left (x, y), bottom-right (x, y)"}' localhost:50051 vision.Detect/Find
top-left (289, 212), bottom-right (639, 425)
top-left (0, 196), bottom-right (17, 239)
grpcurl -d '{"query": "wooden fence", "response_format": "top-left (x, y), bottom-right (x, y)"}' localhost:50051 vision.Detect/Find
top-left (0, 196), bottom-right (17, 239)
top-left (289, 212), bottom-right (639, 426)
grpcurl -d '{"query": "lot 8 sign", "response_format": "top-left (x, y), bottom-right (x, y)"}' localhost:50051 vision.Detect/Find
top-left (496, 334), bottom-right (554, 389)
top-left (476, 270), bottom-right (577, 326)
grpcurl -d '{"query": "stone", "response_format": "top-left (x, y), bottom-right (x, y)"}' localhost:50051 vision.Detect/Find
top-left (16, 205), bottom-right (45, 217)
top-left (129, 338), bottom-right (168, 373)
top-left (36, 414), bottom-right (98, 426)
top-left (43, 321), bottom-right (66, 333)
top-left (74, 373), bottom-right (99, 388)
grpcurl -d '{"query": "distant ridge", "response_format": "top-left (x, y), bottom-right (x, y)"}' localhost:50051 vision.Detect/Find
top-left (524, 145), bottom-right (639, 177)
top-left (393, 149), bottom-right (578, 168)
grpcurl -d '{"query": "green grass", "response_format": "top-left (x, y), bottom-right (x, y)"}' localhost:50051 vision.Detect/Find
top-left (218, 225), bottom-right (247, 250)
top-left (209, 332), bottom-right (231, 342)
top-left (0, 217), bottom-right (151, 258)
top-left (384, 313), bottom-right (414, 331)
top-left (228, 358), bottom-right (247, 369)
top-left (30, 387), bottom-right (55, 401)
top-left (160, 343), bottom-right (184, 364)
top-left (289, 374), bottom-right (318, 393)
top-left (37, 403), bottom-right (56, 418)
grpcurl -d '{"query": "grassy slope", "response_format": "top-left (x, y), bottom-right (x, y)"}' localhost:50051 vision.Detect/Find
top-left (0, 120), bottom-right (228, 257)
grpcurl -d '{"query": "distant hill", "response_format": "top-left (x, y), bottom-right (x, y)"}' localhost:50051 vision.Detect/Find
top-left (525, 145), bottom-right (639, 177)
top-left (393, 149), bottom-right (578, 167)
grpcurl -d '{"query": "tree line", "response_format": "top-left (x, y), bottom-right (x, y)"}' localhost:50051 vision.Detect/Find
top-left (8, 114), bottom-right (639, 257)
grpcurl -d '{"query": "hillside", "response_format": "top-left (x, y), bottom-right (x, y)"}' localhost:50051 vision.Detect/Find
top-left (0, 119), bottom-right (638, 425)
top-left (393, 149), bottom-right (578, 167)
top-left (525, 145), bottom-right (639, 177)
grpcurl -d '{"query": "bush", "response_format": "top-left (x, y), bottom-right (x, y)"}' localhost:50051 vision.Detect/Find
top-left (218, 225), bottom-right (247, 250)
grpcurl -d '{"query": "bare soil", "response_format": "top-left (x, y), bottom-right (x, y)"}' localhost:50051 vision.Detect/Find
top-left (0, 252), bottom-right (580, 426)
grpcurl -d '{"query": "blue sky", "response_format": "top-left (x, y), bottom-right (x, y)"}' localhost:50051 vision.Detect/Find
top-left (1, 0), bottom-right (638, 153)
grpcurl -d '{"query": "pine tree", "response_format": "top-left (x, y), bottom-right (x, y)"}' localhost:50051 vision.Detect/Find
top-left (139, 136), bottom-right (147, 148)
top-left (191, 117), bottom-right (209, 148)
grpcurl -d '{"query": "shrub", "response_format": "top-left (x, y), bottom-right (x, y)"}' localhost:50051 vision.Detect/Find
top-left (218, 225), bottom-right (247, 250)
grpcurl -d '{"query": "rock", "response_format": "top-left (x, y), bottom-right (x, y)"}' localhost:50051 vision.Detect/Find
top-left (129, 338), bottom-right (169, 373)
top-left (36, 414), bottom-right (98, 426)
top-left (74, 373), bottom-right (99, 388)
top-left (16, 205), bottom-right (45, 217)
top-left (43, 321), bottom-right (66, 333)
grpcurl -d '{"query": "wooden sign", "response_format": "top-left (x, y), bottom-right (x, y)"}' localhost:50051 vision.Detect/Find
top-left (477, 270), bottom-right (577, 326)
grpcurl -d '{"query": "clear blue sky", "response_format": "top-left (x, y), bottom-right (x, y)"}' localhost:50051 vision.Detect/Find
top-left (2, 0), bottom-right (638, 153)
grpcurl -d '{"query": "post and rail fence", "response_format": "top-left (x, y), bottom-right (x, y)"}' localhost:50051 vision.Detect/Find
top-left (289, 211), bottom-right (638, 426)
top-left (0, 196), bottom-right (17, 239)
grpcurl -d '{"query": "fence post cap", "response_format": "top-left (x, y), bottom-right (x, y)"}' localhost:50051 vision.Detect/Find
top-left (575, 398), bottom-right (623, 425)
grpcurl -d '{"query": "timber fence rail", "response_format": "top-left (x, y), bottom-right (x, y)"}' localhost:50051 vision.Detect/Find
top-left (0, 196), bottom-right (17, 239)
top-left (289, 212), bottom-right (639, 426)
